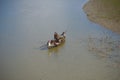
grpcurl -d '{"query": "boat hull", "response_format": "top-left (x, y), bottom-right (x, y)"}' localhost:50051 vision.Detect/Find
top-left (47, 36), bottom-right (65, 49)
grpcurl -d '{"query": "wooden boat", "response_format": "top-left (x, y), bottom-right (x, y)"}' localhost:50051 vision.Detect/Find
top-left (47, 32), bottom-right (66, 49)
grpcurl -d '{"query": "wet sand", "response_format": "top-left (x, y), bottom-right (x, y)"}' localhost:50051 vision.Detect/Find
top-left (83, 0), bottom-right (120, 34)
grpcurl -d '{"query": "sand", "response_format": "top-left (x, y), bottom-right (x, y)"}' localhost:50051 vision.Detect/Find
top-left (83, 0), bottom-right (120, 34)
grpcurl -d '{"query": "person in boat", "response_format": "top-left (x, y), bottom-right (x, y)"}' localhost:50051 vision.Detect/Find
top-left (47, 32), bottom-right (66, 48)
top-left (54, 32), bottom-right (60, 43)
top-left (54, 32), bottom-right (66, 42)
top-left (58, 32), bottom-right (66, 42)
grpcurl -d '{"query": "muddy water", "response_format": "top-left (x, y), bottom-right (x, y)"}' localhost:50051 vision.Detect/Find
top-left (0, 0), bottom-right (120, 80)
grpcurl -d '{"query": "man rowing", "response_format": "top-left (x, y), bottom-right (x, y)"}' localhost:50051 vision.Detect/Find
top-left (54, 32), bottom-right (60, 42)
top-left (54, 32), bottom-right (66, 42)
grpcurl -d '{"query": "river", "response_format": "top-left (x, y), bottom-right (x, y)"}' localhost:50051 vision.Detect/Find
top-left (0, 0), bottom-right (120, 80)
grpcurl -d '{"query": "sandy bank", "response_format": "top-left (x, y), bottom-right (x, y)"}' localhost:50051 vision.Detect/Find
top-left (83, 0), bottom-right (120, 34)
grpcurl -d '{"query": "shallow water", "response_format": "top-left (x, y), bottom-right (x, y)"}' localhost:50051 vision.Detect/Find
top-left (0, 0), bottom-right (120, 80)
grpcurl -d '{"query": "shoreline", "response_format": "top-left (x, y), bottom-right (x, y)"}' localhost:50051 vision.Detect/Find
top-left (83, 0), bottom-right (120, 34)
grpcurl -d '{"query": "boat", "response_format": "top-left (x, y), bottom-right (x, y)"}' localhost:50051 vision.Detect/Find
top-left (47, 32), bottom-right (66, 49)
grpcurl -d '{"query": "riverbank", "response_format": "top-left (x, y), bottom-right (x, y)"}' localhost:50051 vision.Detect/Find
top-left (83, 0), bottom-right (120, 34)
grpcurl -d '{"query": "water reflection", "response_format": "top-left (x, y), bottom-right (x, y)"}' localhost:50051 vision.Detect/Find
top-left (47, 41), bottom-right (65, 56)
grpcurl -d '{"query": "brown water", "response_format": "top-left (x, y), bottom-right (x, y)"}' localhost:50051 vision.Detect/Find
top-left (0, 0), bottom-right (120, 80)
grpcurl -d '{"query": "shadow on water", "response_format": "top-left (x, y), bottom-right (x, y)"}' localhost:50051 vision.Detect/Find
top-left (40, 44), bottom-right (48, 50)
top-left (33, 42), bottom-right (48, 51)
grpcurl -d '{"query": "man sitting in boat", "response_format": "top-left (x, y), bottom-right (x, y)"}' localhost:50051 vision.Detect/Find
top-left (54, 32), bottom-right (60, 42)
top-left (47, 32), bottom-right (66, 48)
top-left (54, 32), bottom-right (65, 42)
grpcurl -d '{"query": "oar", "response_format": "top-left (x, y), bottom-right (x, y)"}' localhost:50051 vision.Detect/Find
top-left (65, 26), bottom-right (69, 33)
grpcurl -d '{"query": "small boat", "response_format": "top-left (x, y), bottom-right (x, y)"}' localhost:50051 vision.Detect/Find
top-left (47, 32), bottom-right (66, 49)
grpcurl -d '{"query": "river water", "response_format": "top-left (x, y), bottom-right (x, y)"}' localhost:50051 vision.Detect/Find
top-left (0, 0), bottom-right (120, 80)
